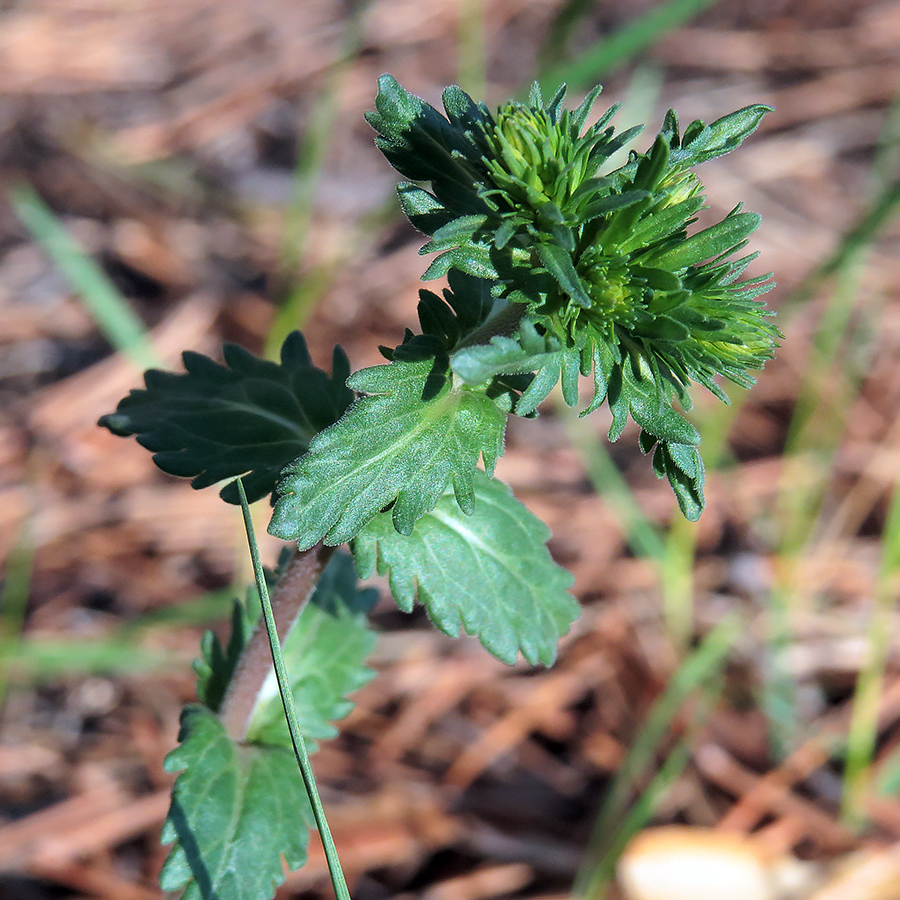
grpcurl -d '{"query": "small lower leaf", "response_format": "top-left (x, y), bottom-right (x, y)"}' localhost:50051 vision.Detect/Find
top-left (159, 705), bottom-right (315, 900)
top-left (352, 472), bottom-right (579, 666)
top-left (246, 552), bottom-right (378, 746)
top-left (653, 440), bottom-right (705, 521)
top-left (194, 591), bottom-right (260, 713)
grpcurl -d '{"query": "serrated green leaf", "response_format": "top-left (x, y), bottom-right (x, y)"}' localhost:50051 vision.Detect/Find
top-left (159, 705), bottom-right (315, 900)
top-left (194, 591), bottom-right (260, 713)
top-left (605, 353), bottom-right (700, 446)
top-left (270, 359), bottom-right (508, 548)
top-left (516, 355), bottom-right (568, 416)
top-left (653, 441), bottom-right (705, 521)
top-left (422, 214), bottom-right (490, 254)
top-left (451, 321), bottom-right (563, 386)
top-left (397, 182), bottom-right (456, 235)
top-left (98, 332), bottom-right (353, 504)
top-left (352, 472), bottom-right (579, 666)
top-left (365, 75), bottom-right (482, 189)
top-left (246, 553), bottom-right (378, 745)
top-left (422, 244), bottom-right (499, 281)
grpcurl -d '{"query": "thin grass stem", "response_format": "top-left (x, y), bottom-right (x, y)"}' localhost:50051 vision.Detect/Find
top-left (575, 615), bottom-right (739, 898)
top-left (764, 79), bottom-right (900, 759)
top-left (9, 184), bottom-right (159, 369)
top-left (0, 520), bottom-right (35, 708)
top-left (265, 6), bottom-right (369, 358)
top-left (841, 481), bottom-right (900, 826)
top-left (235, 479), bottom-right (351, 900)
top-left (457, 0), bottom-right (487, 99)
top-left (538, 0), bottom-right (721, 91)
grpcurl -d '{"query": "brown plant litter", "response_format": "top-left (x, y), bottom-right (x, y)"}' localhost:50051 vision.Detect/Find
top-left (2, 1), bottom-right (900, 899)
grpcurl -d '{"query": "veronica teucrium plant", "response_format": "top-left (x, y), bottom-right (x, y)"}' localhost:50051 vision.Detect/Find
top-left (100, 77), bottom-right (779, 900)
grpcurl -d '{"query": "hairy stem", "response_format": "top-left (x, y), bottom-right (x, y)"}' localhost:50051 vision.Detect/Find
top-left (219, 542), bottom-right (335, 742)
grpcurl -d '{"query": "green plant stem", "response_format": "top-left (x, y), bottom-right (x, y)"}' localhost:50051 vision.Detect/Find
top-left (235, 479), bottom-right (350, 900)
top-left (0, 519), bottom-right (35, 709)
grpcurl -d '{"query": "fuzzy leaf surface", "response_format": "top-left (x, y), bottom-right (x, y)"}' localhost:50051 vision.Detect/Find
top-left (270, 359), bottom-right (507, 548)
top-left (352, 472), bottom-right (579, 665)
top-left (668, 104), bottom-right (772, 169)
top-left (159, 705), bottom-right (314, 900)
top-left (451, 321), bottom-right (563, 387)
top-left (246, 552), bottom-right (378, 745)
top-left (98, 332), bottom-right (353, 503)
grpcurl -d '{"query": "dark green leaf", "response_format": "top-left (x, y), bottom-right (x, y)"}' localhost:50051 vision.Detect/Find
top-left (673, 104), bottom-right (772, 168)
top-left (365, 75), bottom-right (482, 188)
top-left (516, 354), bottom-right (569, 416)
top-left (651, 440), bottom-right (705, 521)
top-left (194, 592), bottom-right (260, 713)
top-left (98, 332), bottom-right (353, 504)
top-left (422, 215), bottom-right (490, 255)
top-left (352, 472), bottom-right (579, 665)
top-left (571, 84), bottom-right (604, 132)
top-left (422, 245), bottom-right (499, 281)
top-left (397, 182), bottom-right (456, 235)
top-left (581, 190), bottom-right (649, 223)
top-left (605, 352), bottom-right (700, 446)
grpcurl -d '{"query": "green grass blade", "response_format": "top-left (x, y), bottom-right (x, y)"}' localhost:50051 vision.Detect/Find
top-left (458, 0), bottom-right (487, 99)
top-left (764, 80), bottom-right (900, 758)
top-left (236, 478), bottom-right (351, 900)
top-left (537, 0), bottom-right (598, 74)
top-left (567, 416), bottom-right (667, 564)
top-left (790, 180), bottom-right (900, 309)
top-left (876, 744), bottom-right (900, 798)
top-left (841, 479), bottom-right (900, 826)
top-left (578, 735), bottom-right (695, 899)
top-left (1, 587), bottom-right (235, 685)
top-left (0, 638), bottom-right (174, 680)
top-left (575, 615), bottom-right (739, 898)
top-left (265, 6), bottom-right (369, 357)
top-left (538, 0), bottom-right (722, 90)
top-left (9, 184), bottom-right (159, 369)
top-left (568, 404), bottom-right (702, 647)
top-left (0, 519), bottom-right (35, 706)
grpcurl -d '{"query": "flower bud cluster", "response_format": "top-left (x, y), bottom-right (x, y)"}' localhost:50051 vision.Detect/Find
top-left (367, 76), bottom-right (780, 518)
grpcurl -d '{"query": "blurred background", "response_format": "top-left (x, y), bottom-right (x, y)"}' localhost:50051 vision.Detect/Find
top-left (1, 0), bottom-right (900, 898)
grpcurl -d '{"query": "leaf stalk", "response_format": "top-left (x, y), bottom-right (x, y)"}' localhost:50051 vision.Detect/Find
top-left (219, 540), bottom-right (335, 741)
